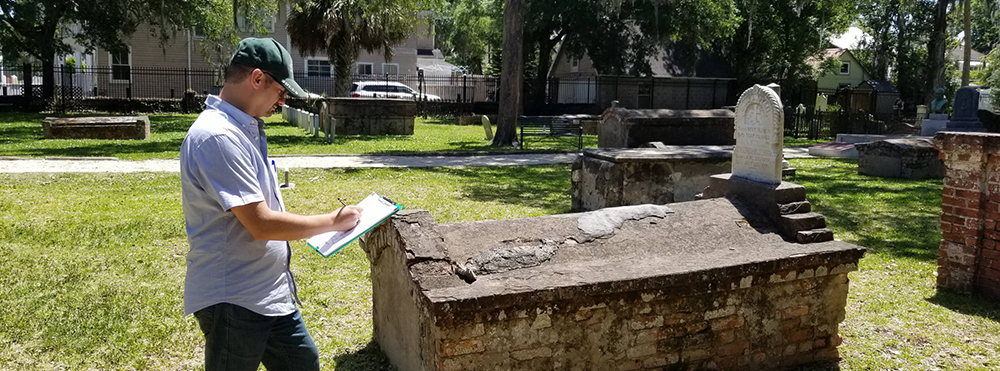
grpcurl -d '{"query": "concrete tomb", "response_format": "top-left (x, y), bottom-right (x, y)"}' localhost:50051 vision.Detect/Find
top-left (325, 97), bottom-right (415, 135)
top-left (856, 138), bottom-right (943, 179)
top-left (599, 107), bottom-right (736, 148)
top-left (361, 84), bottom-right (865, 371)
top-left (570, 146), bottom-right (733, 211)
top-left (42, 116), bottom-right (150, 140)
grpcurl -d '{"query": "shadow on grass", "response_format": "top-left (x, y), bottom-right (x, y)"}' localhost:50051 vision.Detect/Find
top-left (332, 341), bottom-right (395, 371)
top-left (795, 158), bottom-right (942, 262)
top-left (926, 289), bottom-right (1000, 322)
top-left (421, 165), bottom-right (571, 213)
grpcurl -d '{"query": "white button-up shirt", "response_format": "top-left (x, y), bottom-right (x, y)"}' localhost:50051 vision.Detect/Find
top-left (180, 95), bottom-right (296, 316)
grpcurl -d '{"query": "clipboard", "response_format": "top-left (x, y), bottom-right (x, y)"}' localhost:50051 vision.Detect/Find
top-left (306, 192), bottom-right (401, 257)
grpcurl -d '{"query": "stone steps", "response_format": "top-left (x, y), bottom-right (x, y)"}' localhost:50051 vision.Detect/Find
top-left (796, 228), bottom-right (834, 243)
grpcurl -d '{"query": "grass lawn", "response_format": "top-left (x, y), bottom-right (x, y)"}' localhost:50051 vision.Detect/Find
top-left (0, 113), bottom-right (596, 160)
top-left (784, 136), bottom-right (835, 146)
top-left (1, 159), bottom-right (998, 368)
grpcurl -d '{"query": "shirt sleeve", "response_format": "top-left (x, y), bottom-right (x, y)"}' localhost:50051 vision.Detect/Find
top-left (191, 134), bottom-right (265, 211)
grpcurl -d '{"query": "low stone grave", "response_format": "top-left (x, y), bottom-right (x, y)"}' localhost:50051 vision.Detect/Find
top-left (326, 97), bottom-right (415, 135)
top-left (921, 113), bottom-right (950, 136)
top-left (807, 142), bottom-right (858, 158)
top-left (360, 85), bottom-right (865, 371)
top-left (856, 138), bottom-right (943, 179)
top-left (599, 106), bottom-right (735, 148)
top-left (571, 146), bottom-right (732, 212)
top-left (42, 116), bottom-right (150, 140)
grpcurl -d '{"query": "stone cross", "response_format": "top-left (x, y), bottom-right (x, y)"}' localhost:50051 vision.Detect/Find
top-left (732, 85), bottom-right (784, 185)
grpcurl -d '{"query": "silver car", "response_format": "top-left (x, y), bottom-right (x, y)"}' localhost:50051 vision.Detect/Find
top-left (349, 81), bottom-right (441, 101)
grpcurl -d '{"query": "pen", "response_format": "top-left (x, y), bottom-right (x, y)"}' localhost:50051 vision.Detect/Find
top-left (338, 197), bottom-right (347, 207)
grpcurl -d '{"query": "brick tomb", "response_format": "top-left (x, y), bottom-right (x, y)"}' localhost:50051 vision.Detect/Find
top-left (934, 131), bottom-right (1000, 298)
top-left (359, 85), bottom-right (866, 371)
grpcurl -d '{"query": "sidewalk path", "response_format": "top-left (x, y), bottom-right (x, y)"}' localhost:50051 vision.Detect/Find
top-left (0, 147), bottom-right (814, 174)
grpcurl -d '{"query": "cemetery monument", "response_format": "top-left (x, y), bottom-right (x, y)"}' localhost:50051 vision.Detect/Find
top-left (359, 85), bottom-right (866, 371)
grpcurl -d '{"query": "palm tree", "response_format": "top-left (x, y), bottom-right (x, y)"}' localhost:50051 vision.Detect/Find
top-left (286, 0), bottom-right (419, 97)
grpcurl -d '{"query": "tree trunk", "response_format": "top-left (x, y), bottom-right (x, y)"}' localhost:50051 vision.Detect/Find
top-left (333, 52), bottom-right (353, 97)
top-left (42, 56), bottom-right (55, 100)
top-left (962, 0), bottom-right (971, 86)
top-left (926, 0), bottom-right (951, 105)
top-left (895, 7), bottom-right (908, 102)
top-left (493, 0), bottom-right (526, 147)
top-left (533, 38), bottom-right (556, 111)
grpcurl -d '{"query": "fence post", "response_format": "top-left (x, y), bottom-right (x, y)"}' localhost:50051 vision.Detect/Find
top-left (185, 68), bottom-right (190, 91)
top-left (711, 80), bottom-right (717, 108)
top-left (22, 63), bottom-right (32, 108)
top-left (650, 75), bottom-right (655, 109)
top-left (463, 74), bottom-right (467, 103)
top-left (685, 78), bottom-right (691, 109)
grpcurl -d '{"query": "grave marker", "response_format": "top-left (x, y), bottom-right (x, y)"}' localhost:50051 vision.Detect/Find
top-left (732, 84), bottom-right (784, 184)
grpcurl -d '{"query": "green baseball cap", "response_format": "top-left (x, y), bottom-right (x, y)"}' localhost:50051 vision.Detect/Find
top-left (230, 37), bottom-right (308, 98)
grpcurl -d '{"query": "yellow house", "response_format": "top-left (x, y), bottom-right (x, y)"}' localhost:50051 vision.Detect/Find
top-left (808, 47), bottom-right (872, 92)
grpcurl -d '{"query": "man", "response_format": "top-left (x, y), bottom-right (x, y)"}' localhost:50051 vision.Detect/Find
top-left (180, 37), bottom-right (361, 370)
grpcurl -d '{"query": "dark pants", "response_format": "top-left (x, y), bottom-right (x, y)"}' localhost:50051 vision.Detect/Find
top-left (194, 303), bottom-right (320, 371)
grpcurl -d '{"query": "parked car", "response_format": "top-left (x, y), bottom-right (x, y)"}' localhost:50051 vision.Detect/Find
top-left (349, 81), bottom-right (441, 101)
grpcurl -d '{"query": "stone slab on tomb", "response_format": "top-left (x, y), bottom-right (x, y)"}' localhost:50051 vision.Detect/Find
top-left (599, 108), bottom-right (736, 148)
top-left (835, 134), bottom-right (915, 144)
top-left (808, 142), bottom-right (858, 158)
top-left (856, 138), bottom-right (943, 179)
top-left (42, 116), bottom-right (150, 140)
top-left (361, 201), bottom-right (865, 371)
top-left (571, 146), bottom-right (733, 211)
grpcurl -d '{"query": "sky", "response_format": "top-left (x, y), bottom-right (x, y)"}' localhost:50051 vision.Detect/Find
top-left (830, 26), bottom-right (867, 49)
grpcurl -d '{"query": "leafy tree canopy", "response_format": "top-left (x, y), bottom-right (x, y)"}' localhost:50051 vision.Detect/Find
top-left (286, 0), bottom-right (441, 96)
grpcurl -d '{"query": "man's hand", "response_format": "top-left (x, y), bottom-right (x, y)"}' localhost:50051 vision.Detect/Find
top-left (332, 206), bottom-right (363, 231)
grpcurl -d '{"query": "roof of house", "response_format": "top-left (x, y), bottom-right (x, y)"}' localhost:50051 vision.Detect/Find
top-left (858, 80), bottom-right (899, 93)
top-left (806, 47), bottom-right (848, 70)
top-left (948, 47), bottom-right (987, 62)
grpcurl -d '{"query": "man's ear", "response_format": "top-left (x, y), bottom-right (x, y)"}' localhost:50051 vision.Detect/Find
top-left (250, 69), bottom-right (266, 90)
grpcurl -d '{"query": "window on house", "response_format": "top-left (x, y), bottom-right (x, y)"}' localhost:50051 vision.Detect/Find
top-left (382, 63), bottom-right (399, 76)
top-left (840, 62), bottom-right (850, 75)
top-left (306, 59), bottom-right (332, 76)
top-left (357, 63), bottom-right (373, 75)
top-left (237, 10), bottom-right (276, 33)
top-left (570, 58), bottom-right (579, 73)
top-left (110, 50), bottom-right (130, 82)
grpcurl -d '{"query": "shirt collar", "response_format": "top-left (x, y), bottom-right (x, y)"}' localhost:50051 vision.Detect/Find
top-left (204, 95), bottom-right (264, 139)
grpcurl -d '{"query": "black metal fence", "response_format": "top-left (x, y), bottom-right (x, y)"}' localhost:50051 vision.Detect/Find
top-left (547, 76), bottom-right (735, 111)
top-left (784, 107), bottom-right (916, 140)
top-left (0, 63), bottom-right (502, 112)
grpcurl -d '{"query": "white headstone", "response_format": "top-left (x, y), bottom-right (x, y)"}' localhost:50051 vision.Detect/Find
top-left (732, 85), bottom-right (784, 185)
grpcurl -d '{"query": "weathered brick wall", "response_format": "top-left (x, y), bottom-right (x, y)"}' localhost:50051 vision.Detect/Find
top-left (432, 265), bottom-right (855, 371)
top-left (934, 132), bottom-right (1000, 298)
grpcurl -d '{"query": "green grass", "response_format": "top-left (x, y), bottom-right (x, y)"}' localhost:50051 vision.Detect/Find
top-left (784, 136), bottom-right (834, 146)
top-left (0, 166), bottom-right (571, 370)
top-left (1, 158), bottom-right (998, 370)
top-left (0, 113), bottom-right (596, 160)
top-left (790, 158), bottom-right (1000, 371)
